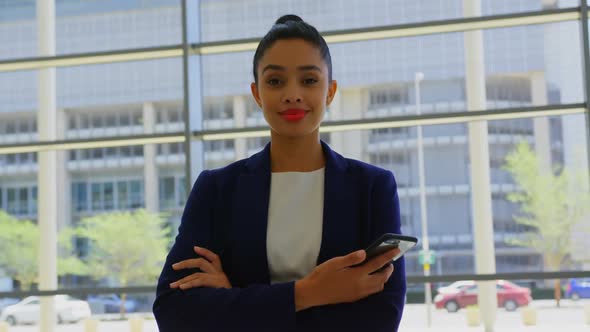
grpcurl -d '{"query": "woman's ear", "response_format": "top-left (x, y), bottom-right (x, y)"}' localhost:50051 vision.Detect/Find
top-left (251, 82), bottom-right (262, 108)
top-left (326, 80), bottom-right (338, 106)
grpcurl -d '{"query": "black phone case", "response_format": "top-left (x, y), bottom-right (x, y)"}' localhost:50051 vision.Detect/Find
top-left (351, 233), bottom-right (418, 271)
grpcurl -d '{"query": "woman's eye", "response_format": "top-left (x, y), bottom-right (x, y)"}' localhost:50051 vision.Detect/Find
top-left (303, 78), bottom-right (318, 85)
top-left (267, 78), bottom-right (282, 86)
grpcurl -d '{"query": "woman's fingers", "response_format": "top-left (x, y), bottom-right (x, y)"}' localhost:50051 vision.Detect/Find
top-left (172, 257), bottom-right (216, 273)
top-left (322, 250), bottom-right (366, 271)
top-left (170, 273), bottom-right (201, 288)
top-left (360, 248), bottom-right (399, 275)
top-left (174, 274), bottom-right (230, 290)
top-left (193, 246), bottom-right (223, 271)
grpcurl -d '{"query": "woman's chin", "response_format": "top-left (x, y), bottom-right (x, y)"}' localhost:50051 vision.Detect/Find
top-left (270, 126), bottom-right (320, 139)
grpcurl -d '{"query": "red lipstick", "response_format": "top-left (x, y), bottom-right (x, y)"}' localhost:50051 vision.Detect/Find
top-left (279, 109), bottom-right (307, 122)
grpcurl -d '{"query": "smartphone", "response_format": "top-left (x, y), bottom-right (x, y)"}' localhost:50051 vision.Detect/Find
top-left (352, 233), bottom-right (418, 272)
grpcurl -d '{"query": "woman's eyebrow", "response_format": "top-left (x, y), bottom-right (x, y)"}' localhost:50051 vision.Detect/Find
top-left (262, 64), bottom-right (322, 74)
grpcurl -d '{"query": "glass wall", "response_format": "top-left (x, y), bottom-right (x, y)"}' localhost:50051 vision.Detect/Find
top-left (0, 0), bottom-right (589, 331)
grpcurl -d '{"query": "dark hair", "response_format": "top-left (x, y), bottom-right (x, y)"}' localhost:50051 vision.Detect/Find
top-left (252, 14), bottom-right (332, 84)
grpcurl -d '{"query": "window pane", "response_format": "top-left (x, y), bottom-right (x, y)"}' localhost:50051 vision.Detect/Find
top-left (159, 177), bottom-right (175, 209)
top-left (91, 183), bottom-right (102, 211)
top-left (0, 0), bottom-right (182, 60)
top-left (198, 0), bottom-right (570, 43)
top-left (6, 188), bottom-right (16, 215)
top-left (117, 182), bottom-right (129, 209)
top-left (203, 21), bottom-right (583, 129)
top-left (103, 182), bottom-right (114, 210)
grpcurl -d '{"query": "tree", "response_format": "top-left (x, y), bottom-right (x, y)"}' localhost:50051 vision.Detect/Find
top-left (0, 211), bottom-right (40, 290)
top-left (0, 211), bottom-right (86, 290)
top-left (503, 142), bottom-right (590, 307)
top-left (74, 209), bottom-right (171, 317)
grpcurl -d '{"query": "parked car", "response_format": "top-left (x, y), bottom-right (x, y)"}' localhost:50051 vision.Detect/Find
top-left (0, 295), bottom-right (91, 326)
top-left (566, 278), bottom-right (590, 300)
top-left (434, 280), bottom-right (532, 312)
top-left (0, 298), bottom-right (19, 315)
top-left (87, 294), bottom-right (137, 314)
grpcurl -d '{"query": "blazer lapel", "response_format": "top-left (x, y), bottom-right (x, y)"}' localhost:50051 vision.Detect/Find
top-left (316, 141), bottom-right (360, 265)
top-left (230, 144), bottom-right (272, 285)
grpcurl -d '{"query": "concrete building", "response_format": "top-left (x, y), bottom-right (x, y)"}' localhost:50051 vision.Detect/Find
top-left (0, 0), bottom-right (588, 288)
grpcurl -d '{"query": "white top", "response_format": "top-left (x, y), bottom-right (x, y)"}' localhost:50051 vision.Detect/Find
top-left (266, 168), bottom-right (325, 284)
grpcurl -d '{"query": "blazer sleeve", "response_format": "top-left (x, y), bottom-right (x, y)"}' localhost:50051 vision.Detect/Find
top-left (153, 170), bottom-right (297, 332)
top-left (356, 170), bottom-right (406, 331)
top-left (314, 170), bottom-right (406, 332)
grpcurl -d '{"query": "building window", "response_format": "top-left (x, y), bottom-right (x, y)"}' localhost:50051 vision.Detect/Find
top-left (7, 188), bottom-right (17, 214)
top-left (91, 183), bottom-right (102, 211)
top-left (105, 114), bottom-right (117, 127)
top-left (132, 112), bottom-right (142, 126)
top-left (129, 180), bottom-right (143, 208)
top-left (204, 96), bottom-right (233, 120)
top-left (6, 122), bottom-right (15, 134)
top-left (120, 112), bottom-right (131, 126)
top-left (68, 115), bottom-right (77, 130)
top-left (117, 182), bottom-right (129, 209)
top-left (103, 182), bottom-right (114, 210)
top-left (167, 108), bottom-right (181, 123)
top-left (72, 182), bottom-right (88, 212)
top-left (132, 145), bottom-right (143, 157)
top-left (31, 186), bottom-right (37, 215)
top-left (4, 186), bottom-right (32, 216)
top-left (177, 177), bottom-right (186, 206)
top-left (18, 119), bottom-right (29, 132)
top-left (368, 87), bottom-right (408, 109)
top-left (105, 147), bottom-right (117, 158)
top-left (91, 148), bottom-right (104, 159)
top-left (91, 114), bottom-right (103, 128)
top-left (80, 114), bottom-right (90, 129)
top-left (159, 177), bottom-right (176, 209)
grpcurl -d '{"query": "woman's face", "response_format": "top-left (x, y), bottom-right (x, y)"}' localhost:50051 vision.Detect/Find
top-left (251, 39), bottom-right (337, 139)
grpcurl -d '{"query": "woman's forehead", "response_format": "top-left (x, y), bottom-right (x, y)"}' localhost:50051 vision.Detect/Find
top-left (259, 39), bottom-right (325, 70)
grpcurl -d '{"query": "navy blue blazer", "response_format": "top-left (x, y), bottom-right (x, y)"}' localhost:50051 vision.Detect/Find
top-left (153, 141), bottom-right (406, 332)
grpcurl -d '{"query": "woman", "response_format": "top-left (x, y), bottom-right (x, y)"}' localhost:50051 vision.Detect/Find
top-left (153, 14), bottom-right (406, 332)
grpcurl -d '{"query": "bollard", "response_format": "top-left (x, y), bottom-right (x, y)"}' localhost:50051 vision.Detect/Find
top-left (129, 317), bottom-right (144, 332)
top-left (0, 321), bottom-right (8, 332)
top-left (84, 318), bottom-right (99, 332)
top-left (521, 306), bottom-right (537, 326)
top-left (465, 306), bottom-right (481, 327)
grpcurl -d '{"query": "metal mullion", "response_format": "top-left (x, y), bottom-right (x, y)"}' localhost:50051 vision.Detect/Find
top-left (581, 1), bottom-right (590, 189)
top-left (0, 132), bottom-right (185, 155)
top-left (0, 45), bottom-right (183, 72)
top-left (0, 270), bottom-right (588, 298)
top-left (0, 103), bottom-right (585, 155)
top-left (181, 0), bottom-right (192, 197)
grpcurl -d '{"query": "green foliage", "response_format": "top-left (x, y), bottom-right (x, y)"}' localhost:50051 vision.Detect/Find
top-left (0, 209), bottom-right (170, 294)
top-left (503, 141), bottom-right (590, 269)
top-left (74, 209), bottom-right (171, 287)
top-left (0, 210), bottom-right (88, 289)
top-left (0, 211), bottom-right (39, 289)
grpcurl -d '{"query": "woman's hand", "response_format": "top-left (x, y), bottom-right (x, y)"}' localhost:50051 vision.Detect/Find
top-left (295, 248), bottom-right (399, 311)
top-left (169, 246), bottom-right (232, 290)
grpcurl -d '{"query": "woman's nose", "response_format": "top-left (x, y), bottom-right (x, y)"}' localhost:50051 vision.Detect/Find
top-left (282, 96), bottom-right (302, 103)
top-left (281, 87), bottom-right (302, 103)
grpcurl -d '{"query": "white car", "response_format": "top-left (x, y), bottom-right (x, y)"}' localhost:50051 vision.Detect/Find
top-left (0, 295), bottom-right (91, 326)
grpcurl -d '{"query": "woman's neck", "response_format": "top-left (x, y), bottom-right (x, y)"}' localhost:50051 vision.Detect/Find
top-left (270, 131), bottom-right (325, 172)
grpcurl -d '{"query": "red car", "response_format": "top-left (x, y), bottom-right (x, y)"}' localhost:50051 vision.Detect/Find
top-left (434, 280), bottom-right (532, 312)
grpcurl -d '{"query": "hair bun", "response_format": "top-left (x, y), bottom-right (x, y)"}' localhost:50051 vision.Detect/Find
top-left (275, 14), bottom-right (303, 25)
